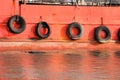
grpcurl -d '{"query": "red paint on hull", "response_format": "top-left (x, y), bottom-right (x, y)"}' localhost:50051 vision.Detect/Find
top-left (0, 40), bottom-right (119, 51)
top-left (0, 0), bottom-right (120, 50)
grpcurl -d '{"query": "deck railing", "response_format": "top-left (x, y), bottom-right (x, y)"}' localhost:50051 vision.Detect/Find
top-left (19, 0), bottom-right (120, 6)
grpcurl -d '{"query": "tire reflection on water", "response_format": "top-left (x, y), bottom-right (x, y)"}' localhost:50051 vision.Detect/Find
top-left (0, 50), bottom-right (120, 80)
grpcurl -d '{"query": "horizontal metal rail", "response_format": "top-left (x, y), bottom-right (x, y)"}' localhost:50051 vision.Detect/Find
top-left (19, 0), bottom-right (120, 6)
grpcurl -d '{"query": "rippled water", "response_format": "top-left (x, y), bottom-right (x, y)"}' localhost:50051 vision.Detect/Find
top-left (0, 50), bottom-right (120, 80)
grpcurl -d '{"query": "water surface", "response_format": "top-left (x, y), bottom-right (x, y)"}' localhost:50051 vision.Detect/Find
top-left (0, 50), bottom-right (120, 80)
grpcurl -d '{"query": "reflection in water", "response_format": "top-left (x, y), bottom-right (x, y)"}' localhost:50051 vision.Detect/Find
top-left (0, 50), bottom-right (120, 80)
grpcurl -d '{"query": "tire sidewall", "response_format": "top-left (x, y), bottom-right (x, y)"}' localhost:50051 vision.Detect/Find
top-left (36, 22), bottom-right (51, 39)
top-left (8, 15), bottom-right (26, 34)
top-left (94, 26), bottom-right (111, 43)
top-left (67, 22), bottom-right (84, 40)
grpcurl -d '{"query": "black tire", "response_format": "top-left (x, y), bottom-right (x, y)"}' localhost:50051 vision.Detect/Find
top-left (94, 26), bottom-right (111, 43)
top-left (36, 22), bottom-right (51, 39)
top-left (8, 15), bottom-right (26, 34)
top-left (118, 29), bottom-right (120, 40)
top-left (67, 22), bottom-right (84, 40)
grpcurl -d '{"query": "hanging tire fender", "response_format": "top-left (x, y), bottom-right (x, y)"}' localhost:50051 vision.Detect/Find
top-left (7, 15), bottom-right (26, 34)
top-left (36, 22), bottom-right (51, 39)
top-left (118, 29), bottom-right (120, 40)
top-left (67, 22), bottom-right (84, 40)
top-left (94, 26), bottom-right (111, 43)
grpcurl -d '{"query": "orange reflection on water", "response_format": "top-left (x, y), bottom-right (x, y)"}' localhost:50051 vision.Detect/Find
top-left (0, 50), bottom-right (119, 80)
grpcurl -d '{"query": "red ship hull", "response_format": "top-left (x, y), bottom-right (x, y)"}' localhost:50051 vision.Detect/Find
top-left (0, 0), bottom-right (120, 51)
